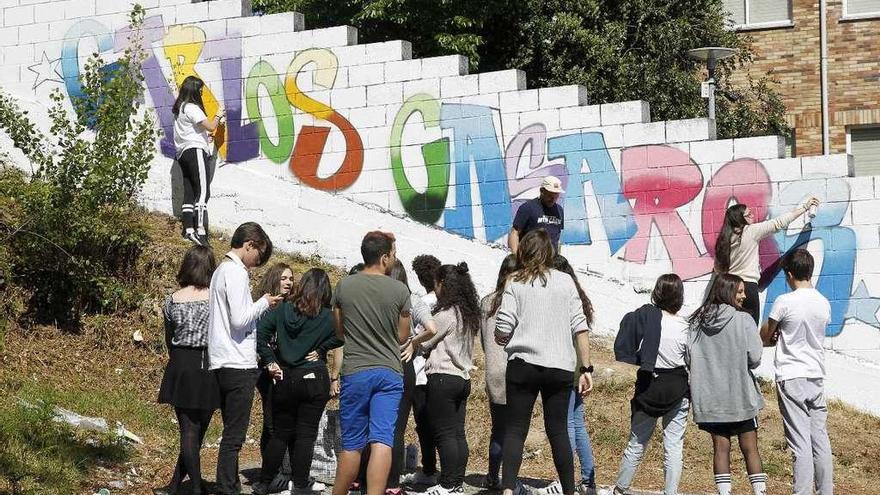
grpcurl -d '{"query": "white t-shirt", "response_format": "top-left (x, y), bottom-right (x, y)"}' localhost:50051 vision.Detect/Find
top-left (768, 287), bottom-right (830, 381)
top-left (414, 291), bottom-right (437, 386)
top-left (173, 102), bottom-right (210, 156)
top-left (655, 311), bottom-right (689, 369)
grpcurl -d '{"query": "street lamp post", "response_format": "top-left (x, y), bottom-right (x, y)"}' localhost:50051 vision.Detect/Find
top-left (686, 47), bottom-right (737, 121)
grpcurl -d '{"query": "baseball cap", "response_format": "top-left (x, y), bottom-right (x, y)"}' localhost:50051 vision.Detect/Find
top-left (540, 176), bottom-right (565, 194)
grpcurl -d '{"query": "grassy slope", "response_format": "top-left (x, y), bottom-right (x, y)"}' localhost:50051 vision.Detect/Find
top-left (1, 212), bottom-right (878, 494)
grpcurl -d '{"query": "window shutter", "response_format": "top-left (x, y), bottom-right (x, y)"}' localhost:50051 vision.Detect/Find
top-left (750, 0), bottom-right (791, 23)
top-left (851, 127), bottom-right (880, 177)
top-left (847, 0), bottom-right (880, 15)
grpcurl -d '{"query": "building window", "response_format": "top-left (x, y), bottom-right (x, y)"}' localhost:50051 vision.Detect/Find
top-left (844, 0), bottom-right (880, 18)
top-left (724, 0), bottom-right (793, 29)
top-left (848, 127), bottom-right (880, 176)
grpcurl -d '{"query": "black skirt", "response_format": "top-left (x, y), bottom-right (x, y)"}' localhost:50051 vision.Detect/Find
top-left (158, 346), bottom-right (220, 410)
top-left (698, 417), bottom-right (759, 436)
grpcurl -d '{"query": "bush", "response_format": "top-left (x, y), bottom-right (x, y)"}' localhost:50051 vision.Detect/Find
top-left (0, 399), bottom-right (130, 495)
top-left (0, 5), bottom-right (160, 327)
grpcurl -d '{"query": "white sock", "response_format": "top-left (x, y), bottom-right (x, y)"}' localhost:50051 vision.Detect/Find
top-left (714, 473), bottom-right (732, 495)
top-left (748, 473), bottom-right (767, 495)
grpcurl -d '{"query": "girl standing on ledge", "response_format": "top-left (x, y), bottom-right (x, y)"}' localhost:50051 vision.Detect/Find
top-left (172, 75), bottom-right (224, 246)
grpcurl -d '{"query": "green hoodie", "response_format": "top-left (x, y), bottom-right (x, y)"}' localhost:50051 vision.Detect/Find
top-left (256, 302), bottom-right (343, 369)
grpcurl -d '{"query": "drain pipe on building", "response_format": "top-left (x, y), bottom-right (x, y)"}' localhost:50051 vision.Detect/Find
top-left (820, 0), bottom-right (830, 155)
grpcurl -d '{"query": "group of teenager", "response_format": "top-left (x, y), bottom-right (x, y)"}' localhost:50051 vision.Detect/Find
top-left (161, 94), bottom-right (836, 495)
top-left (606, 192), bottom-right (832, 495)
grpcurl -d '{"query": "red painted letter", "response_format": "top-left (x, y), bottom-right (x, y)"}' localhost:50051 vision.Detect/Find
top-left (622, 145), bottom-right (714, 279)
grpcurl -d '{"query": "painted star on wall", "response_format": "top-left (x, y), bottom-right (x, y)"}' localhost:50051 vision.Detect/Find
top-left (27, 52), bottom-right (63, 90)
top-left (844, 280), bottom-right (880, 327)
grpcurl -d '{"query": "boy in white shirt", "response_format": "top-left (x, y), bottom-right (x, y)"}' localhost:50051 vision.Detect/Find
top-left (762, 249), bottom-right (833, 495)
top-left (208, 222), bottom-right (282, 495)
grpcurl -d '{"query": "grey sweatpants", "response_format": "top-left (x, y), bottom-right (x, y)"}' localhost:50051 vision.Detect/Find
top-left (776, 378), bottom-right (834, 495)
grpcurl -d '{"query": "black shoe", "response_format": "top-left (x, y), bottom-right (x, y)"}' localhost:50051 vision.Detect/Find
top-left (197, 232), bottom-right (209, 245)
top-left (251, 481), bottom-right (270, 495)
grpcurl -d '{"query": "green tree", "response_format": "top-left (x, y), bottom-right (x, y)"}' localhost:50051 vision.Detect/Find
top-left (0, 5), bottom-right (160, 327)
top-left (253, 0), bottom-right (788, 139)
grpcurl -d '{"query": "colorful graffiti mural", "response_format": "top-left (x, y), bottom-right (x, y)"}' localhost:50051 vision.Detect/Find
top-left (49, 12), bottom-right (880, 338)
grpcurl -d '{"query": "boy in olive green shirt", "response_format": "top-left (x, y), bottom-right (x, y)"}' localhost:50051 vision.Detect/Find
top-left (331, 231), bottom-right (412, 495)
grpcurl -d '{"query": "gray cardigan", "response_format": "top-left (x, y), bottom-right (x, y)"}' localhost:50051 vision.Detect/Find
top-left (687, 304), bottom-right (765, 423)
top-left (495, 269), bottom-right (589, 372)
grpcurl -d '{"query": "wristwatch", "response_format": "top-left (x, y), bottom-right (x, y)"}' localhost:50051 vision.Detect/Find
top-left (579, 365), bottom-right (594, 374)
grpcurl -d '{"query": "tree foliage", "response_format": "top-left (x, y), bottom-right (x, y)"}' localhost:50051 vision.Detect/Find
top-left (0, 5), bottom-right (160, 328)
top-left (254, 0), bottom-right (789, 139)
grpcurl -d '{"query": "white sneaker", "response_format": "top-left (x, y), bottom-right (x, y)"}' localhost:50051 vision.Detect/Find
top-left (402, 471), bottom-right (439, 486)
top-left (537, 481), bottom-right (563, 495)
top-left (304, 479), bottom-right (326, 492)
top-left (425, 485), bottom-right (451, 495)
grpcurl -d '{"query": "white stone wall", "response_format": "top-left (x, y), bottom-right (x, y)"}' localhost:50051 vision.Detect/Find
top-left (3, 0), bottom-right (880, 414)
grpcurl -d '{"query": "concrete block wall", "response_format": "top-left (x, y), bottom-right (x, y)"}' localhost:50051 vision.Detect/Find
top-left (3, 0), bottom-right (880, 414)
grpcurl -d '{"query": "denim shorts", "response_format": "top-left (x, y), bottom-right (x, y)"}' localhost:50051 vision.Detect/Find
top-left (339, 367), bottom-right (404, 451)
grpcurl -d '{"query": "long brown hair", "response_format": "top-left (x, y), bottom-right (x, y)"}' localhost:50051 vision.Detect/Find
top-left (488, 254), bottom-right (519, 316)
top-left (713, 204), bottom-right (749, 273)
top-left (291, 268), bottom-right (332, 317)
top-left (388, 260), bottom-right (411, 292)
top-left (512, 229), bottom-right (554, 286)
top-left (552, 255), bottom-right (594, 328)
top-left (688, 273), bottom-right (744, 328)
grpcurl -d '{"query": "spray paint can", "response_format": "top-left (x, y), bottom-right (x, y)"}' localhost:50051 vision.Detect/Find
top-left (808, 204), bottom-right (817, 218)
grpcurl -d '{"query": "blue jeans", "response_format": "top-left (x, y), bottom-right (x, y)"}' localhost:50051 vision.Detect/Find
top-left (615, 398), bottom-right (689, 495)
top-left (567, 390), bottom-right (596, 486)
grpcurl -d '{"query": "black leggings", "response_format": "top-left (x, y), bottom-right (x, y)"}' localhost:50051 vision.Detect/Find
top-left (169, 407), bottom-right (214, 495)
top-left (742, 281), bottom-right (760, 325)
top-left (389, 358), bottom-right (417, 487)
top-left (412, 383), bottom-right (437, 475)
top-left (260, 366), bottom-right (331, 488)
top-left (256, 368), bottom-right (274, 456)
top-left (502, 359), bottom-right (574, 494)
top-left (427, 373), bottom-right (471, 489)
top-left (178, 147), bottom-right (211, 234)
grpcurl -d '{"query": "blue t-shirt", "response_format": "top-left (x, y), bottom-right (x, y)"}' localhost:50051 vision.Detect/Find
top-left (512, 198), bottom-right (564, 247)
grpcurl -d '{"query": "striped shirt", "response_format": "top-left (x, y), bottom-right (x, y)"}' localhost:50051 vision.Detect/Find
top-left (495, 269), bottom-right (589, 372)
